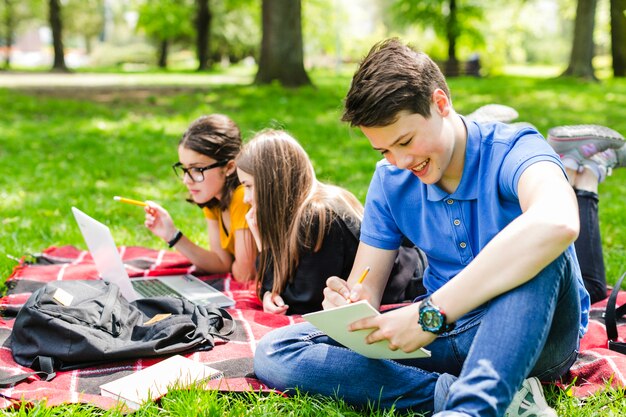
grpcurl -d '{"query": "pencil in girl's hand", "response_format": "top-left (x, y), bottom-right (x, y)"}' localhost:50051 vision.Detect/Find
top-left (357, 266), bottom-right (371, 284)
top-left (113, 196), bottom-right (147, 207)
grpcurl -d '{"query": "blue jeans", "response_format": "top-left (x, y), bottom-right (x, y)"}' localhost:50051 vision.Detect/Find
top-left (254, 252), bottom-right (582, 417)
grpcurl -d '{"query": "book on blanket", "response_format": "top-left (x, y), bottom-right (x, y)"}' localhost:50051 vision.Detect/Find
top-left (302, 300), bottom-right (431, 359)
top-left (99, 355), bottom-right (223, 409)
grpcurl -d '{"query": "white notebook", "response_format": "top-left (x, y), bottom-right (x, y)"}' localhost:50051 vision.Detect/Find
top-left (303, 300), bottom-right (431, 359)
top-left (99, 355), bottom-right (223, 409)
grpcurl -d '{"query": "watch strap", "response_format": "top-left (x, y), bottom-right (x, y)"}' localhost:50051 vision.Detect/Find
top-left (419, 295), bottom-right (455, 334)
top-left (167, 230), bottom-right (183, 248)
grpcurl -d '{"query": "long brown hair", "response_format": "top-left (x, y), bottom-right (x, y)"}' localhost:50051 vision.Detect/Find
top-left (236, 130), bottom-right (363, 296)
top-left (179, 114), bottom-right (242, 210)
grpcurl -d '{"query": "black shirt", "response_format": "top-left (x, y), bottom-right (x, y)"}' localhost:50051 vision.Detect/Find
top-left (261, 217), bottom-right (358, 315)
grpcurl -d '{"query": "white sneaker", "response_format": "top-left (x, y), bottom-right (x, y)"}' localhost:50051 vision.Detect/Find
top-left (504, 377), bottom-right (558, 417)
top-left (466, 104), bottom-right (519, 123)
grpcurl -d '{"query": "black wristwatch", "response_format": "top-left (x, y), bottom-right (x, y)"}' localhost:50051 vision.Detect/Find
top-left (418, 295), bottom-right (455, 335)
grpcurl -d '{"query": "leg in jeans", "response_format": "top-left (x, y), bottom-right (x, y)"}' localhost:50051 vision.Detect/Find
top-left (254, 304), bottom-right (488, 413)
top-left (255, 252), bottom-right (580, 417)
top-left (573, 189), bottom-right (607, 303)
top-left (439, 251), bottom-right (581, 417)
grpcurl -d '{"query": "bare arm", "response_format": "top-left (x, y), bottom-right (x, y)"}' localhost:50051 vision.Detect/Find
top-left (230, 228), bottom-right (258, 282)
top-left (431, 161), bottom-right (579, 322)
top-left (172, 218), bottom-right (234, 274)
top-left (323, 242), bottom-right (397, 310)
top-left (145, 202), bottom-right (244, 275)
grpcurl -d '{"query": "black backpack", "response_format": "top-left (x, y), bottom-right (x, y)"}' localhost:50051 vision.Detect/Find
top-left (2, 280), bottom-right (235, 386)
top-left (605, 272), bottom-right (626, 354)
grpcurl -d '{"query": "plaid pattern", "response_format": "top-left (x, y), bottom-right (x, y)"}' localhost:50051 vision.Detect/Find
top-left (559, 290), bottom-right (626, 396)
top-left (1, 246), bottom-right (625, 409)
top-left (0, 246), bottom-right (301, 409)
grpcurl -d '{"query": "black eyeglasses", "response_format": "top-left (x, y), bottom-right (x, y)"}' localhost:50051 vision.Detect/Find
top-left (172, 160), bottom-right (228, 183)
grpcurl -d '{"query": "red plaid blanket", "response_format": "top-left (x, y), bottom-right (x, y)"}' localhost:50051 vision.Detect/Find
top-left (559, 291), bottom-right (626, 396)
top-left (1, 246), bottom-right (624, 408)
top-left (0, 246), bottom-right (301, 410)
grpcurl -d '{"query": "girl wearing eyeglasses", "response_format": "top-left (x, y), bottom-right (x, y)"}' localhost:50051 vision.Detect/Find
top-left (236, 129), bottom-right (425, 315)
top-left (144, 114), bottom-right (257, 283)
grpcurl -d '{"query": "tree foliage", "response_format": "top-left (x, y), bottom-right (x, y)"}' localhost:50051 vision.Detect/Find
top-left (62, 0), bottom-right (104, 53)
top-left (210, 0), bottom-right (259, 63)
top-left (387, 0), bottom-right (484, 75)
top-left (136, 0), bottom-right (194, 67)
top-left (137, 0), bottom-right (194, 42)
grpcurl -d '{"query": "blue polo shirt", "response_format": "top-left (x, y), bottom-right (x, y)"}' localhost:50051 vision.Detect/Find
top-left (361, 119), bottom-right (589, 336)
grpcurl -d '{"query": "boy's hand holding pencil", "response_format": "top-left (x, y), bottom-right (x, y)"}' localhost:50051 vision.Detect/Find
top-left (323, 267), bottom-right (371, 310)
top-left (347, 266), bottom-right (370, 303)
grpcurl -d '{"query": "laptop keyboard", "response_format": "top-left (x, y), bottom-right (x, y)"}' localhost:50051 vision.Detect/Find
top-left (132, 279), bottom-right (178, 298)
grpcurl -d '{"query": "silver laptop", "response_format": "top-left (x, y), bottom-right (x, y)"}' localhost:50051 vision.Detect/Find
top-left (71, 207), bottom-right (235, 308)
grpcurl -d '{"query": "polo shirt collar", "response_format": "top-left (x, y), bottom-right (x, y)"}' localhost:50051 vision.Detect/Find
top-left (426, 115), bottom-right (480, 202)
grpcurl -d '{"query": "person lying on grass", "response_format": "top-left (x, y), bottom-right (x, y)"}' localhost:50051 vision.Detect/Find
top-left (236, 129), bottom-right (426, 315)
top-left (253, 38), bottom-right (589, 417)
top-left (144, 114), bottom-right (257, 282)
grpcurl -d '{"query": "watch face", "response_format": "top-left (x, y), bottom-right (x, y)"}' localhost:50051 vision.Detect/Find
top-left (421, 308), bottom-right (443, 331)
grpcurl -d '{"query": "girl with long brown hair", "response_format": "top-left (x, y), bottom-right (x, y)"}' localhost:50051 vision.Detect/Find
top-left (236, 129), bottom-right (424, 315)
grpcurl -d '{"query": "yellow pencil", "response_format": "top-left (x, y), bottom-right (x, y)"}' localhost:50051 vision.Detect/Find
top-left (113, 196), bottom-right (147, 207)
top-left (357, 266), bottom-right (371, 284)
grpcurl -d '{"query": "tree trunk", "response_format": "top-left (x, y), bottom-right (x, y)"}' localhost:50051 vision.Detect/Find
top-left (195, 0), bottom-right (211, 71)
top-left (49, 0), bottom-right (68, 72)
top-left (84, 35), bottom-right (92, 55)
top-left (255, 0), bottom-right (311, 87)
top-left (3, 0), bottom-right (13, 69)
top-left (562, 0), bottom-right (597, 80)
top-left (444, 0), bottom-right (459, 77)
top-left (611, 0), bottom-right (626, 77)
top-left (158, 39), bottom-right (168, 69)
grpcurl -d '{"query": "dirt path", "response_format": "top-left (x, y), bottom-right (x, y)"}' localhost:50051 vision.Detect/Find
top-left (0, 72), bottom-right (252, 88)
top-left (0, 71), bottom-right (253, 101)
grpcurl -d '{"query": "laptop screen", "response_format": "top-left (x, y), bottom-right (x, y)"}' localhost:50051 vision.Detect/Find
top-left (71, 207), bottom-right (140, 302)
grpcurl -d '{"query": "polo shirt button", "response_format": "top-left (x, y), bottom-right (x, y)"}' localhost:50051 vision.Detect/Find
top-left (459, 242), bottom-right (467, 249)
top-left (446, 199), bottom-right (454, 205)
top-left (453, 219), bottom-right (461, 226)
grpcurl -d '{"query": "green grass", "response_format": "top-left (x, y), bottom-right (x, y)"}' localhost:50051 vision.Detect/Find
top-left (1, 70), bottom-right (626, 415)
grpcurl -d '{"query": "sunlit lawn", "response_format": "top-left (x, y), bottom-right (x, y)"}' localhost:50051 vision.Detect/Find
top-left (0, 68), bottom-right (625, 415)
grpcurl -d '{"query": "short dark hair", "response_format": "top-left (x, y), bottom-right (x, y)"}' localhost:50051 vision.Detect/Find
top-left (342, 38), bottom-right (451, 127)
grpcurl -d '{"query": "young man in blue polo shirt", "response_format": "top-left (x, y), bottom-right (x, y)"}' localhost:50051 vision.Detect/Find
top-left (254, 39), bottom-right (590, 417)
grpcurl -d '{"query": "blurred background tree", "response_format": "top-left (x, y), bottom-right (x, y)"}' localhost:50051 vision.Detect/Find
top-left (562, 0), bottom-right (598, 80)
top-left (611, 0), bottom-right (626, 76)
top-left (0, 0), bottom-right (623, 82)
top-left (136, 0), bottom-right (193, 69)
top-left (255, 0), bottom-right (310, 86)
top-left (386, 0), bottom-right (485, 76)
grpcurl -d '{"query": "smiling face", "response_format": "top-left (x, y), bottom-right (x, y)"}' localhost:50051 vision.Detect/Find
top-left (177, 145), bottom-right (232, 205)
top-left (360, 89), bottom-right (466, 192)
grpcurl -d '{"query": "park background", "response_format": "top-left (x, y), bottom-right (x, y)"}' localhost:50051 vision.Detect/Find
top-left (0, 0), bottom-right (625, 415)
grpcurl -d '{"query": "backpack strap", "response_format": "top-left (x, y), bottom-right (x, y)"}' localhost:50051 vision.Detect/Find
top-left (0, 356), bottom-right (56, 387)
top-left (210, 308), bottom-right (236, 338)
top-left (605, 272), bottom-right (626, 353)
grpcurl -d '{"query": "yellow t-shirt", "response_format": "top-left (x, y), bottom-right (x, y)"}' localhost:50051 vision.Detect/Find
top-left (202, 185), bottom-right (250, 256)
